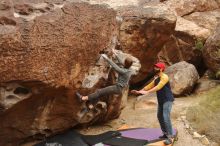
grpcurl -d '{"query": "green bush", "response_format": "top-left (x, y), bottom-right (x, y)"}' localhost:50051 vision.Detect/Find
top-left (187, 86), bottom-right (220, 143)
top-left (216, 71), bottom-right (220, 79)
top-left (195, 39), bottom-right (204, 50)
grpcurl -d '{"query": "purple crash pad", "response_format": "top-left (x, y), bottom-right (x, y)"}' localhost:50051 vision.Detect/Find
top-left (121, 128), bottom-right (177, 141)
top-left (100, 128), bottom-right (177, 146)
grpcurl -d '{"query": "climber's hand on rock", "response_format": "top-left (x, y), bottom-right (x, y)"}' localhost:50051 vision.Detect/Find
top-left (101, 54), bottom-right (108, 59)
top-left (88, 104), bottom-right (94, 109)
top-left (112, 48), bottom-right (117, 55)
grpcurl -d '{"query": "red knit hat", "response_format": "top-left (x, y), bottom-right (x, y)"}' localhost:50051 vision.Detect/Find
top-left (154, 62), bottom-right (165, 71)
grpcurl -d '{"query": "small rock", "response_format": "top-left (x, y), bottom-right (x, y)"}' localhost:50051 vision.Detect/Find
top-left (194, 78), bottom-right (220, 94)
top-left (200, 136), bottom-right (210, 145)
top-left (188, 127), bottom-right (194, 135)
top-left (193, 132), bottom-right (202, 139)
top-left (185, 123), bottom-right (190, 129)
top-left (181, 116), bottom-right (186, 120)
top-left (180, 111), bottom-right (186, 116)
top-left (177, 117), bottom-right (181, 121)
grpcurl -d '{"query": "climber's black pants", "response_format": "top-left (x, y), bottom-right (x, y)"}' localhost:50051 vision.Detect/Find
top-left (88, 84), bottom-right (123, 102)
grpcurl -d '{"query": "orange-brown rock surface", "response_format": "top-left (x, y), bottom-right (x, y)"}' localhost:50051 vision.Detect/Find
top-left (0, 0), bottom-right (219, 145)
top-left (165, 61), bottom-right (199, 96)
top-left (158, 1), bottom-right (220, 75)
top-left (0, 1), bottom-right (121, 145)
top-left (203, 23), bottom-right (220, 79)
top-left (163, 0), bottom-right (219, 16)
top-left (118, 3), bottom-right (176, 84)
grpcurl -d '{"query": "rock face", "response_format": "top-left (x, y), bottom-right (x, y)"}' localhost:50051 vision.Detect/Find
top-left (194, 78), bottom-right (220, 94)
top-left (175, 16), bottom-right (211, 40)
top-left (86, 1), bottom-right (177, 84)
top-left (183, 9), bottom-right (220, 32)
top-left (165, 61), bottom-right (199, 96)
top-left (0, 2), bottom-right (117, 86)
top-left (164, 0), bottom-right (219, 16)
top-left (87, 0), bottom-right (219, 81)
top-left (203, 23), bottom-right (220, 79)
top-left (88, 0), bottom-right (161, 9)
top-left (0, 0), bottom-right (219, 145)
top-left (157, 31), bottom-right (205, 75)
top-left (217, 0), bottom-right (220, 7)
top-left (0, 1), bottom-right (128, 145)
top-left (158, 8), bottom-right (220, 75)
top-left (118, 3), bottom-right (176, 84)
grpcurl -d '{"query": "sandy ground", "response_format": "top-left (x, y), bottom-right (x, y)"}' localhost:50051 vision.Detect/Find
top-left (79, 94), bottom-right (205, 146)
top-left (23, 94), bottom-right (210, 146)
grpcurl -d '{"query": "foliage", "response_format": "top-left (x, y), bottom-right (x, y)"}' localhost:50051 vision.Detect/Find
top-left (187, 86), bottom-right (220, 143)
top-left (195, 39), bottom-right (204, 50)
top-left (216, 71), bottom-right (220, 79)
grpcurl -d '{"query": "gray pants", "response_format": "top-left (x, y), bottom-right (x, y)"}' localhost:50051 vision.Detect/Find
top-left (88, 84), bottom-right (123, 102)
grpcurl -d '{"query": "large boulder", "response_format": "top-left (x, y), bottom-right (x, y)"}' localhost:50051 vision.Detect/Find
top-left (165, 61), bottom-right (199, 96)
top-left (164, 0), bottom-right (219, 16)
top-left (175, 16), bottom-right (211, 40)
top-left (203, 23), bottom-right (220, 79)
top-left (157, 17), bottom-right (207, 74)
top-left (0, 1), bottom-right (133, 145)
top-left (183, 9), bottom-right (220, 32)
top-left (86, 1), bottom-right (177, 84)
top-left (194, 78), bottom-right (220, 94)
top-left (158, 9), bottom-right (220, 74)
top-left (157, 3), bottom-right (220, 74)
top-left (118, 3), bottom-right (176, 84)
top-left (89, 0), bottom-right (140, 8)
top-left (158, 34), bottom-right (205, 75)
top-left (88, 0), bottom-right (161, 9)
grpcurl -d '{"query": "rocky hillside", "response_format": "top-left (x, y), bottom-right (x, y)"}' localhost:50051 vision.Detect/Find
top-left (0, 0), bottom-right (219, 145)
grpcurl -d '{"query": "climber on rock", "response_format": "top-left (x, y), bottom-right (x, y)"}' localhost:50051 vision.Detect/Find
top-left (76, 49), bottom-right (134, 110)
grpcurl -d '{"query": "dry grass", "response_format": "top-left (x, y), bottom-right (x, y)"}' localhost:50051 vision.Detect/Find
top-left (186, 86), bottom-right (220, 143)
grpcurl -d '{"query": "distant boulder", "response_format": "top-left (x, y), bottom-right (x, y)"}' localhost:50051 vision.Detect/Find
top-left (194, 78), bottom-right (220, 94)
top-left (165, 61), bottom-right (199, 96)
top-left (164, 0), bottom-right (219, 16)
top-left (203, 23), bottom-right (220, 79)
